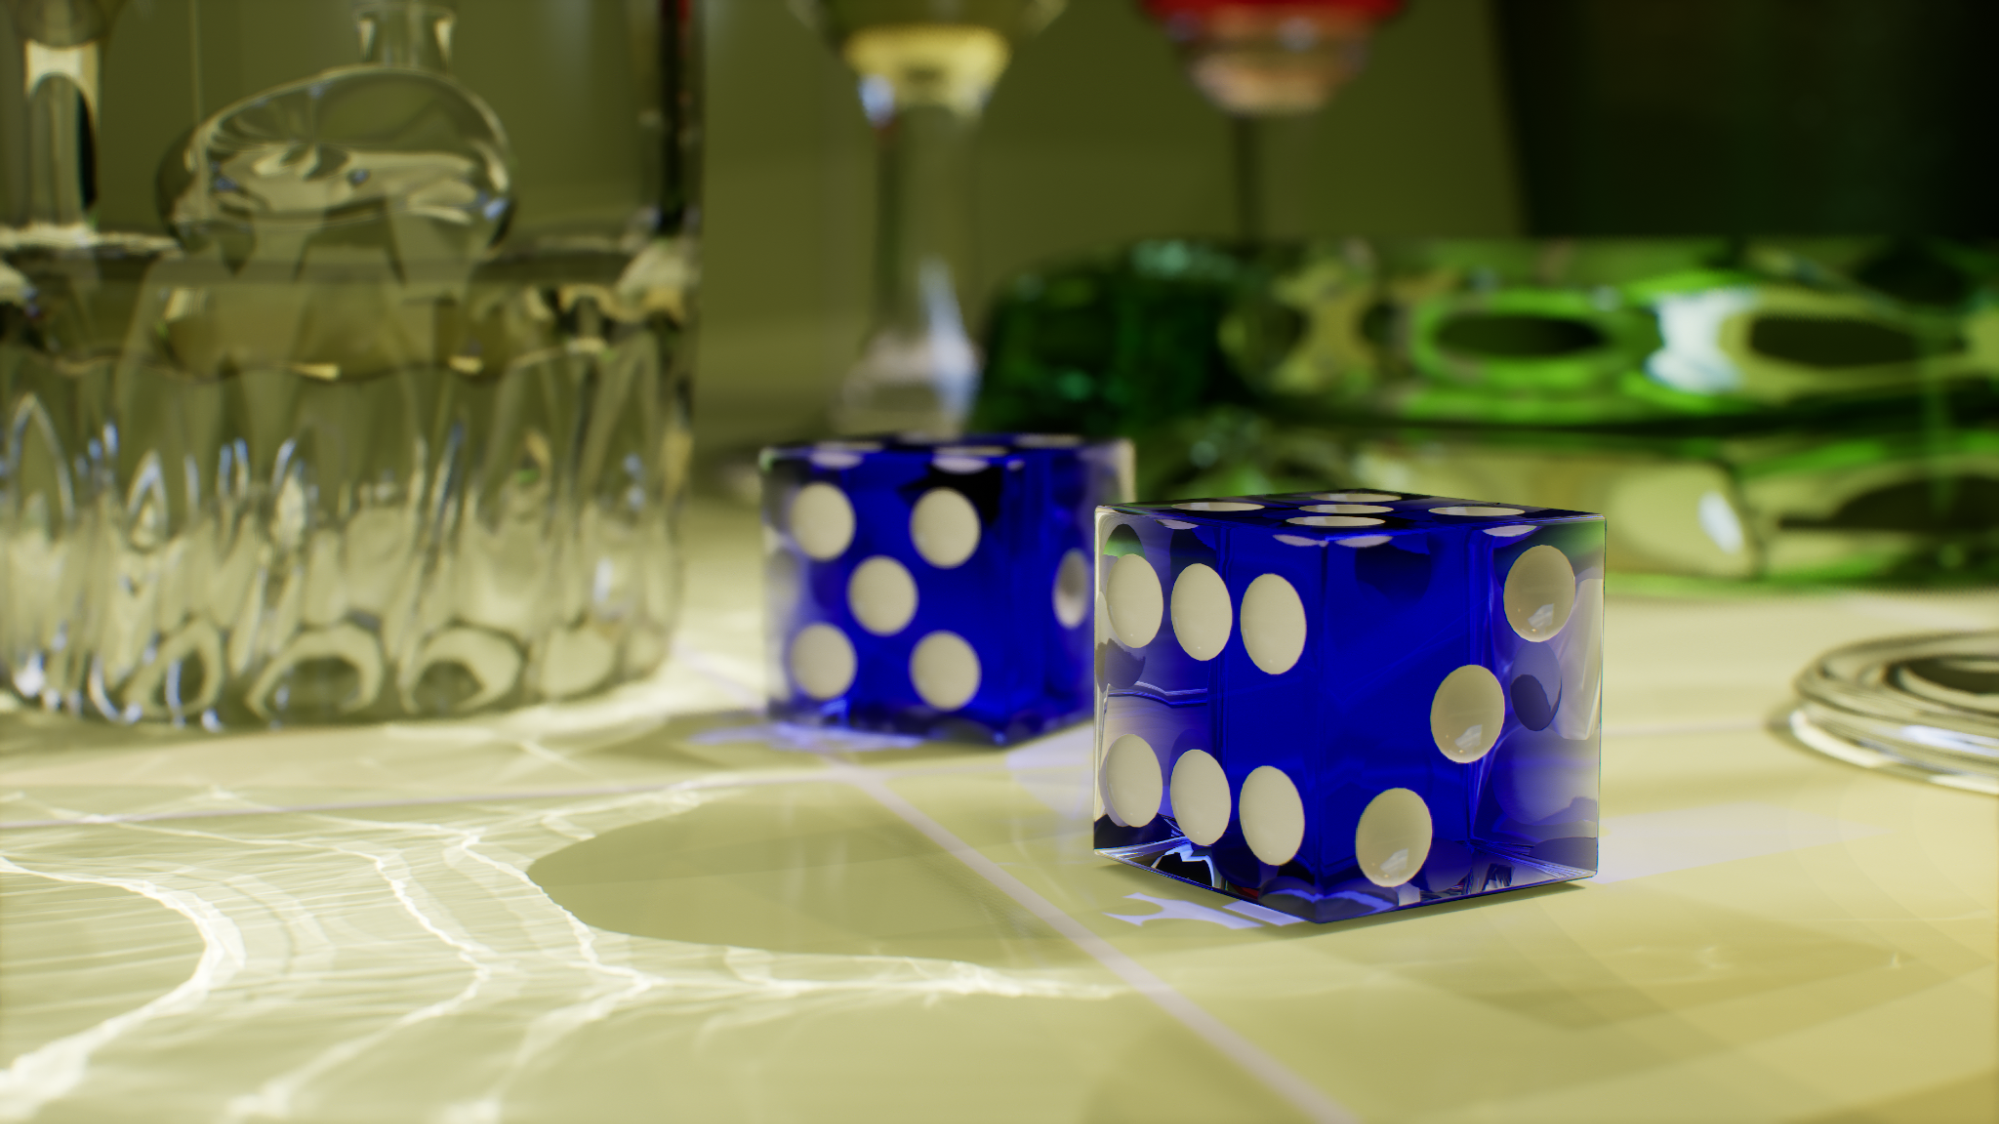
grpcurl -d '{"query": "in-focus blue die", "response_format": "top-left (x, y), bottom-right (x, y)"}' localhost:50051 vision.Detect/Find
top-left (1093, 491), bottom-right (1604, 922)
top-left (762, 434), bottom-right (1132, 743)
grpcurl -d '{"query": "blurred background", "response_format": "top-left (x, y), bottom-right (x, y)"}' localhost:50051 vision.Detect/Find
top-left (699, 0), bottom-right (1997, 465)
top-left (699, 0), bottom-right (1520, 458)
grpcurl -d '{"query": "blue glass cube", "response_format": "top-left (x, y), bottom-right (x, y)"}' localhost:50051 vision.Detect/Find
top-left (1093, 491), bottom-right (1604, 922)
top-left (762, 435), bottom-right (1132, 744)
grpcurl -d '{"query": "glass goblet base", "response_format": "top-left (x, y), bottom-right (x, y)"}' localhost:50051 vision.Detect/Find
top-left (1791, 631), bottom-right (1999, 796)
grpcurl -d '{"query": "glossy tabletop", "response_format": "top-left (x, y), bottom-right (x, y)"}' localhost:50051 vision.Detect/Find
top-left (1, 501), bottom-right (1993, 1123)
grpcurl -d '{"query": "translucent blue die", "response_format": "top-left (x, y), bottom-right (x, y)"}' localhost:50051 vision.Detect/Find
top-left (1093, 491), bottom-right (1604, 922)
top-left (762, 435), bottom-right (1133, 743)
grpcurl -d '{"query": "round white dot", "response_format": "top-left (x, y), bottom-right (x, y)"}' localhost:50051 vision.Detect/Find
top-left (1240, 765), bottom-right (1305, 866)
top-left (910, 631), bottom-right (980, 711)
top-left (910, 487), bottom-right (981, 568)
top-left (1014, 433), bottom-right (1083, 448)
top-left (1240, 573), bottom-right (1306, 674)
top-left (1484, 524), bottom-right (1537, 538)
top-left (1431, 664), bottom-right (1504, 763)
top-left (1052, 548), bottom-right (1089, 628)
top-left (1170, 563), bottom-right (1232, 661)
top-left (1336, 535), bottom-right (1391, 548)
top-left (788, 623), bottom-right (855, 700)
top-left (1106, 553), bottom-right (1163, 648)
top-left (1312, 491), bottom-right (1400, 502)
top-left (848, 556), bottom-right (917, 636)
top-left (1103, 733), bottom-right (1162, 827)
top-left (1301, 503), bottom-right (1391, 514)
top-left (1287, 516), bottom-right (1384, 528)
top-left (1355, 788), bottom-right (1433, 887)
top-left (1174, 500), bottom-right (1264, 512)
top-left (1169, 749), bottom-right (1231, 846)
top-left (790, 482), bottom-right (854, 560)
top-left (1504, 544), bottom-right (1576, 642)
top-left (1432, 505), bottom-right (1525, 517)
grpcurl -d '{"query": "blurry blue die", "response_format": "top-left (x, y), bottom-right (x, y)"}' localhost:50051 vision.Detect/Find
top-left (762, 435), bottom-right (1133, 743)
top-left (1093, 491), bottom-right (1604, 922)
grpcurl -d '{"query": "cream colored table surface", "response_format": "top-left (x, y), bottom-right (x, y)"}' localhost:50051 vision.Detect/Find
top-left (1, 502), bottom-right (1994, 1124)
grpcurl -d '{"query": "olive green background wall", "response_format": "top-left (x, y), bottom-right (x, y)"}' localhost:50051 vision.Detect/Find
top-left (698, 0), bottom-right (1522, 457)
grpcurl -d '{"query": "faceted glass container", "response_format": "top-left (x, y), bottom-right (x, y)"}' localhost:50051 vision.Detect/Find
top-left (0, 0), bottom-right (698, 724)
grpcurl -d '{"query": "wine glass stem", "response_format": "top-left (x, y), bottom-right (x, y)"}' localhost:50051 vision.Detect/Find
top-left (834, 99), bottom-right (982, 436)
top-left (1230, 114), bottom-right (1314, 244)
top-left (872, 103), bottom-right (976, 352)
top-left (1231, 116), bottom-right (1265, 243)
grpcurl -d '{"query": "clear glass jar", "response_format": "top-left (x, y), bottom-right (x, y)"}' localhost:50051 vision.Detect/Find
top-left (0, 0), bottom-right (698, 725)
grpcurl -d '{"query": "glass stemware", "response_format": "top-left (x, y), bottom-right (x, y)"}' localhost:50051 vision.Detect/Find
top-left (1793, 633), bottom-right (1999, 795)
top-left (2, 0), bottom-right (699, 725)
top-left (1140, 0), bottom-right (1402, 242)
top-left (794, 0), bottom-right (1065, 437)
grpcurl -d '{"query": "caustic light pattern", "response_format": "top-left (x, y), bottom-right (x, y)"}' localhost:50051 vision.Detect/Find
top-left (762, 434), bottom-right (1133, 744)
top-left (1093, 492), bottom-right (1604, 922)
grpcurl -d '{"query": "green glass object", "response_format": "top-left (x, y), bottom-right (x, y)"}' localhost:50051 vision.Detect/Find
top-left (973, 236), bottom-right (1999, 582)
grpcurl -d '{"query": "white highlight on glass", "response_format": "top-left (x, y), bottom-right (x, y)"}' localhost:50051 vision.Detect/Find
top-left (910, 487), bottom-right (980, 567)
top-left (1646, 286), bottom-right (1757, 394)
top-left (1240, 765), bottom-right (1305, 866)
top-left (790, 482), bottom-right (854, 560)
top-left (1169, 749), bottom-right (1232, 846)
top-left (848, 555), bottom-right (917, 635)
top-left (1052, 548), bottom-right (1089, 628)
top-left (1300, 503), bottom-right (1391, 514)
top-left (1106, 553), bottom-right (1163, 648)
top-left (1431, 664), bottom-right (1505, 763)
top-left (1170, 563), bottom-right (1232, 661)
top-left (1240, 573), bottom-right (1306, 675)
top-left (1174, 500), bottom-right (1264, 511)
top-left (1103, 733), bottom-right (1162, 827)
top-left (1356, 788), bottom-right (1433, 887)
top-left (789, 623), bottom-right (855, 699)
top-left (1504, 544), bottom-right (1576, 642)
top-left (910, 630), bottom-right (981, 711)
top-left (1483, 524), bottom-right (1537, 538)
top-left (1698, 490), bottom-right (1746, 555)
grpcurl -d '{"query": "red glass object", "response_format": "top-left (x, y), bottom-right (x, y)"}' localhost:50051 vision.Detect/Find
top-left (1140, 0), bottom-right (1406, 115)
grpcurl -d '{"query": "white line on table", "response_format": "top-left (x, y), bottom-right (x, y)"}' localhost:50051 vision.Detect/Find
top-left (832, 760), bottom-right (1358, 1124)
